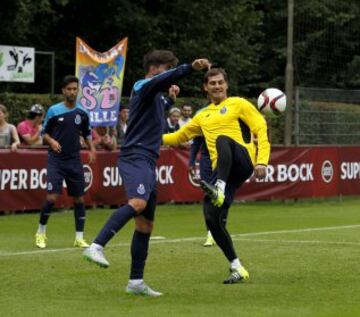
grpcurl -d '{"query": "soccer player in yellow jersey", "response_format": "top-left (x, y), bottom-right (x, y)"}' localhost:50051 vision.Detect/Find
top-left (162, 68), bottom-right (270, 284)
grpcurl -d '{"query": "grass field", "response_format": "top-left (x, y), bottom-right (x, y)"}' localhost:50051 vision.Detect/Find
top-left (1, 198), bottom-right (360, 317)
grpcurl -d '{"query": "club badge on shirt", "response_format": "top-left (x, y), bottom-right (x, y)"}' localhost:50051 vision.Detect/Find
top-left (75, 114), bottom-right (81, 125)
top-left (220, 106), bottom-right (227, 114)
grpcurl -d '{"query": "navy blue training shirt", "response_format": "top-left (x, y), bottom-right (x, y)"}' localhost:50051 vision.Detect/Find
top-left (121, 64), bottom-right (193, 161)
top-left (42, 102), bottom-right (91, 160)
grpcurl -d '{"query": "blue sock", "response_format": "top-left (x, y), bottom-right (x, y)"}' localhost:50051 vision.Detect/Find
top-left (130, 231), bottom-right (151, 279)
top-left (39, 200), bottom-right (54, 225)
top-left (94, 204), bottom-right (136, 247)
top-left (74, 202), bottom-right (86, 232)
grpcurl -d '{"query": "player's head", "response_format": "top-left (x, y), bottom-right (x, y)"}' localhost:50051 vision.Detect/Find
top-left (203, 68), bottom-right (228, 104)
top-left (143, 50), bottom-right (178, 77)
top-left (62, 75), bottom-right (79, 104)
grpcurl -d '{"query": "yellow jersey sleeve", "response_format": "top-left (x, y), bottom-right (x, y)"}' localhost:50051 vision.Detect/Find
top-left (162, 116), bottom-right (202, 145)
top-left (238, 98), bottom-right (270, 165)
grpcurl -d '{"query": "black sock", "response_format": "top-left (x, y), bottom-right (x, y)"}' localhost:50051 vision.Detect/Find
top-left (74, 202), bottom-right (86, 232)
top-left (94, 204), bottom-right (136, 247)
top-left (204, 197), bottom-right (236, 261)
top-left (130, 230), bottom-right (151, 279)
top-left (39, 200), bottom-right (54, 225)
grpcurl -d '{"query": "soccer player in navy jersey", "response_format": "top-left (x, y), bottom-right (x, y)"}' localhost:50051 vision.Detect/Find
top-left (83, 50), bottom-right (210, 296)
top-left (35, 75), bottom-right (96, 249)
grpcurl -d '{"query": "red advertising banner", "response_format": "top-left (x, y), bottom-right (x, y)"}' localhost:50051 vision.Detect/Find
top-left (0, 146), bottom-right (359, 211)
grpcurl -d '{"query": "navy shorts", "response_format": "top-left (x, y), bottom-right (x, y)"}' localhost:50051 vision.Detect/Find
top-left (210, 142), bottom-right (253, 205)
top-left (47, 158), bottom-right (85, 197)
top-left (118, 154), bottom-right (157, 221)
top-left (118, 154), bottom-right (157, 202)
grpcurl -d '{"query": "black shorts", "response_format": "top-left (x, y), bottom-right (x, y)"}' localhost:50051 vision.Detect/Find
top-left (210, 141), bottom-right (253, 205)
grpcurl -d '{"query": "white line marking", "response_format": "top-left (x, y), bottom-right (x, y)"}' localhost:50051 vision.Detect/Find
top-left (0, 224), bottom-right (359, 257)
top-left (232, 238), bottom-right (360, 247)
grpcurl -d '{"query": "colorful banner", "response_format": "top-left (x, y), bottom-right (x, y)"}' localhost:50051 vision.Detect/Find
top-left (75, 37), bottom-right (127, 127)
top-left (0, 147), bottom-right (359, 212)
top-left (0, 45), bottom-right (35, 82)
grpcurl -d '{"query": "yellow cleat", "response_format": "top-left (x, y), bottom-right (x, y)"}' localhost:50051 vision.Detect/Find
top-left (74, 238), bottom-right (89, 248)
top-left (223, 266), bottom-right (250, 284)
top-left (203, 231), bottom-right (215, 247)
top-left (35, 233), bottom-right (47, 249)
top-left (200, 181), bottom-right (225, 207)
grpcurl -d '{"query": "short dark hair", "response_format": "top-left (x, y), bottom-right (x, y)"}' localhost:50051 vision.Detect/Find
top-left (143, 50), bottom-right (179, 72)
top-left (120, 104), bottom-right (129, 110)
top-left (203, 68), bottom-right (228, 84)
top-left (62, 75), bottom-right (79, 88)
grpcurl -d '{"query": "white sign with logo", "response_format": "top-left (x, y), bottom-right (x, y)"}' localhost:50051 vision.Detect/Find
top-left (0, 45), bottom-right (35, 82)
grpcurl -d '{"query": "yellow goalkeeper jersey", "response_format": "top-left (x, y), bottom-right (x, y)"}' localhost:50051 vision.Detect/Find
top-left (163, 97), bottom-right (270, 169)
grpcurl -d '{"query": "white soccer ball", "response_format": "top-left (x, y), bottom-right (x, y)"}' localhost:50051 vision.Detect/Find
top-left (257, 88), bottom-right (286, 116)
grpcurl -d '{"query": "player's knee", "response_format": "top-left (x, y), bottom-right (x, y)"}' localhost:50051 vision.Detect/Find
top-left (135, 216), bottom-right (153, 233)
top-left (73, 196), bottom-right (84, 204)
top-left (129, 198), bottom-right (147, 214)
top-left (46, 194), bottom-right (58, 204)
top-left (216, 135), bottom-right (232, 150)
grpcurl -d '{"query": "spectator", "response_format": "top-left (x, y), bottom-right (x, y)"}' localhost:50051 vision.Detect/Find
top-left (164, 107), bottom-right (181, 133)
top-left (0, 104), bottom-right (20, 151)
top-left (116, 105), bottom-right (129, 146)
top-left (179, 104), bottom-right (193, 127)
top-left (17, 103), bottom-right (44, 146)
top-left (92, 126), bottom-right (117, 151)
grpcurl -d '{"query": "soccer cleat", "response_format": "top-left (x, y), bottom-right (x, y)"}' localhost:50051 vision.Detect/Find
top-left (83, 246), bottom-right (110, 268)
top-left (200, 180), bottom-right (225, 207)
top-left (223, 266), bottom-right (250, 284)
top-left (74, 238), bottom-right (90, 248)
top-left (35, 233), bottom-right (47, 249)
top-left (203, 231), bottom-right (215, 247)
top-left (126, 281), bottom-right (163, 297)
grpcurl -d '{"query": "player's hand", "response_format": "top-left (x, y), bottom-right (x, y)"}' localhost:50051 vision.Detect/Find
top-left (168, 85), bottom-right (180, 102)
top-left (254, 164), bottom-right (267, 180)
top-left (50, 139), bottom-right (61, 153)
top-left (88, 149), bottom-right (96, 164)
top-left (192, 59), bottom-right (211, 71)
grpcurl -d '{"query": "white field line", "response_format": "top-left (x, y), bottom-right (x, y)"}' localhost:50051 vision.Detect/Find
top-left (0, 224), bottom-right (359, 257)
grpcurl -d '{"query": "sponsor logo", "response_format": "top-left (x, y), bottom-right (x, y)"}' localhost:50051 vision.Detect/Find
top-left (188, 162), bottom-right (201, 188)
top-left (340, 162), bottom-right (360, 180)
top-left (321, 160), bottom-right (333, 183)
top-left (75, 114), bottom-right (81, 125)
top-left (137, 184), bottom-right (145, 195)
top-left (47, 182), bottom-right (53, 191)
top-left (220, 106), bottom-right (227, 114)
top-left (58, 117), bottom-right (64, 122)
top-left (83, 164), bottom-right (93, 192)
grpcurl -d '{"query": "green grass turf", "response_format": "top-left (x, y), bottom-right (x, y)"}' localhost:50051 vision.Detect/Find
top-left (0, 198), bottom-right (360, 317)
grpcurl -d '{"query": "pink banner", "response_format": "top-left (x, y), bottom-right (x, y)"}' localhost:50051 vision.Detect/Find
top-left (0, 146), bottom-right (359, 211)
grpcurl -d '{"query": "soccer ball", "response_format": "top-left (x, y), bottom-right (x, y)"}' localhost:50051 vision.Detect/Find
top-left (257, 88), bottom-right (286, 116)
